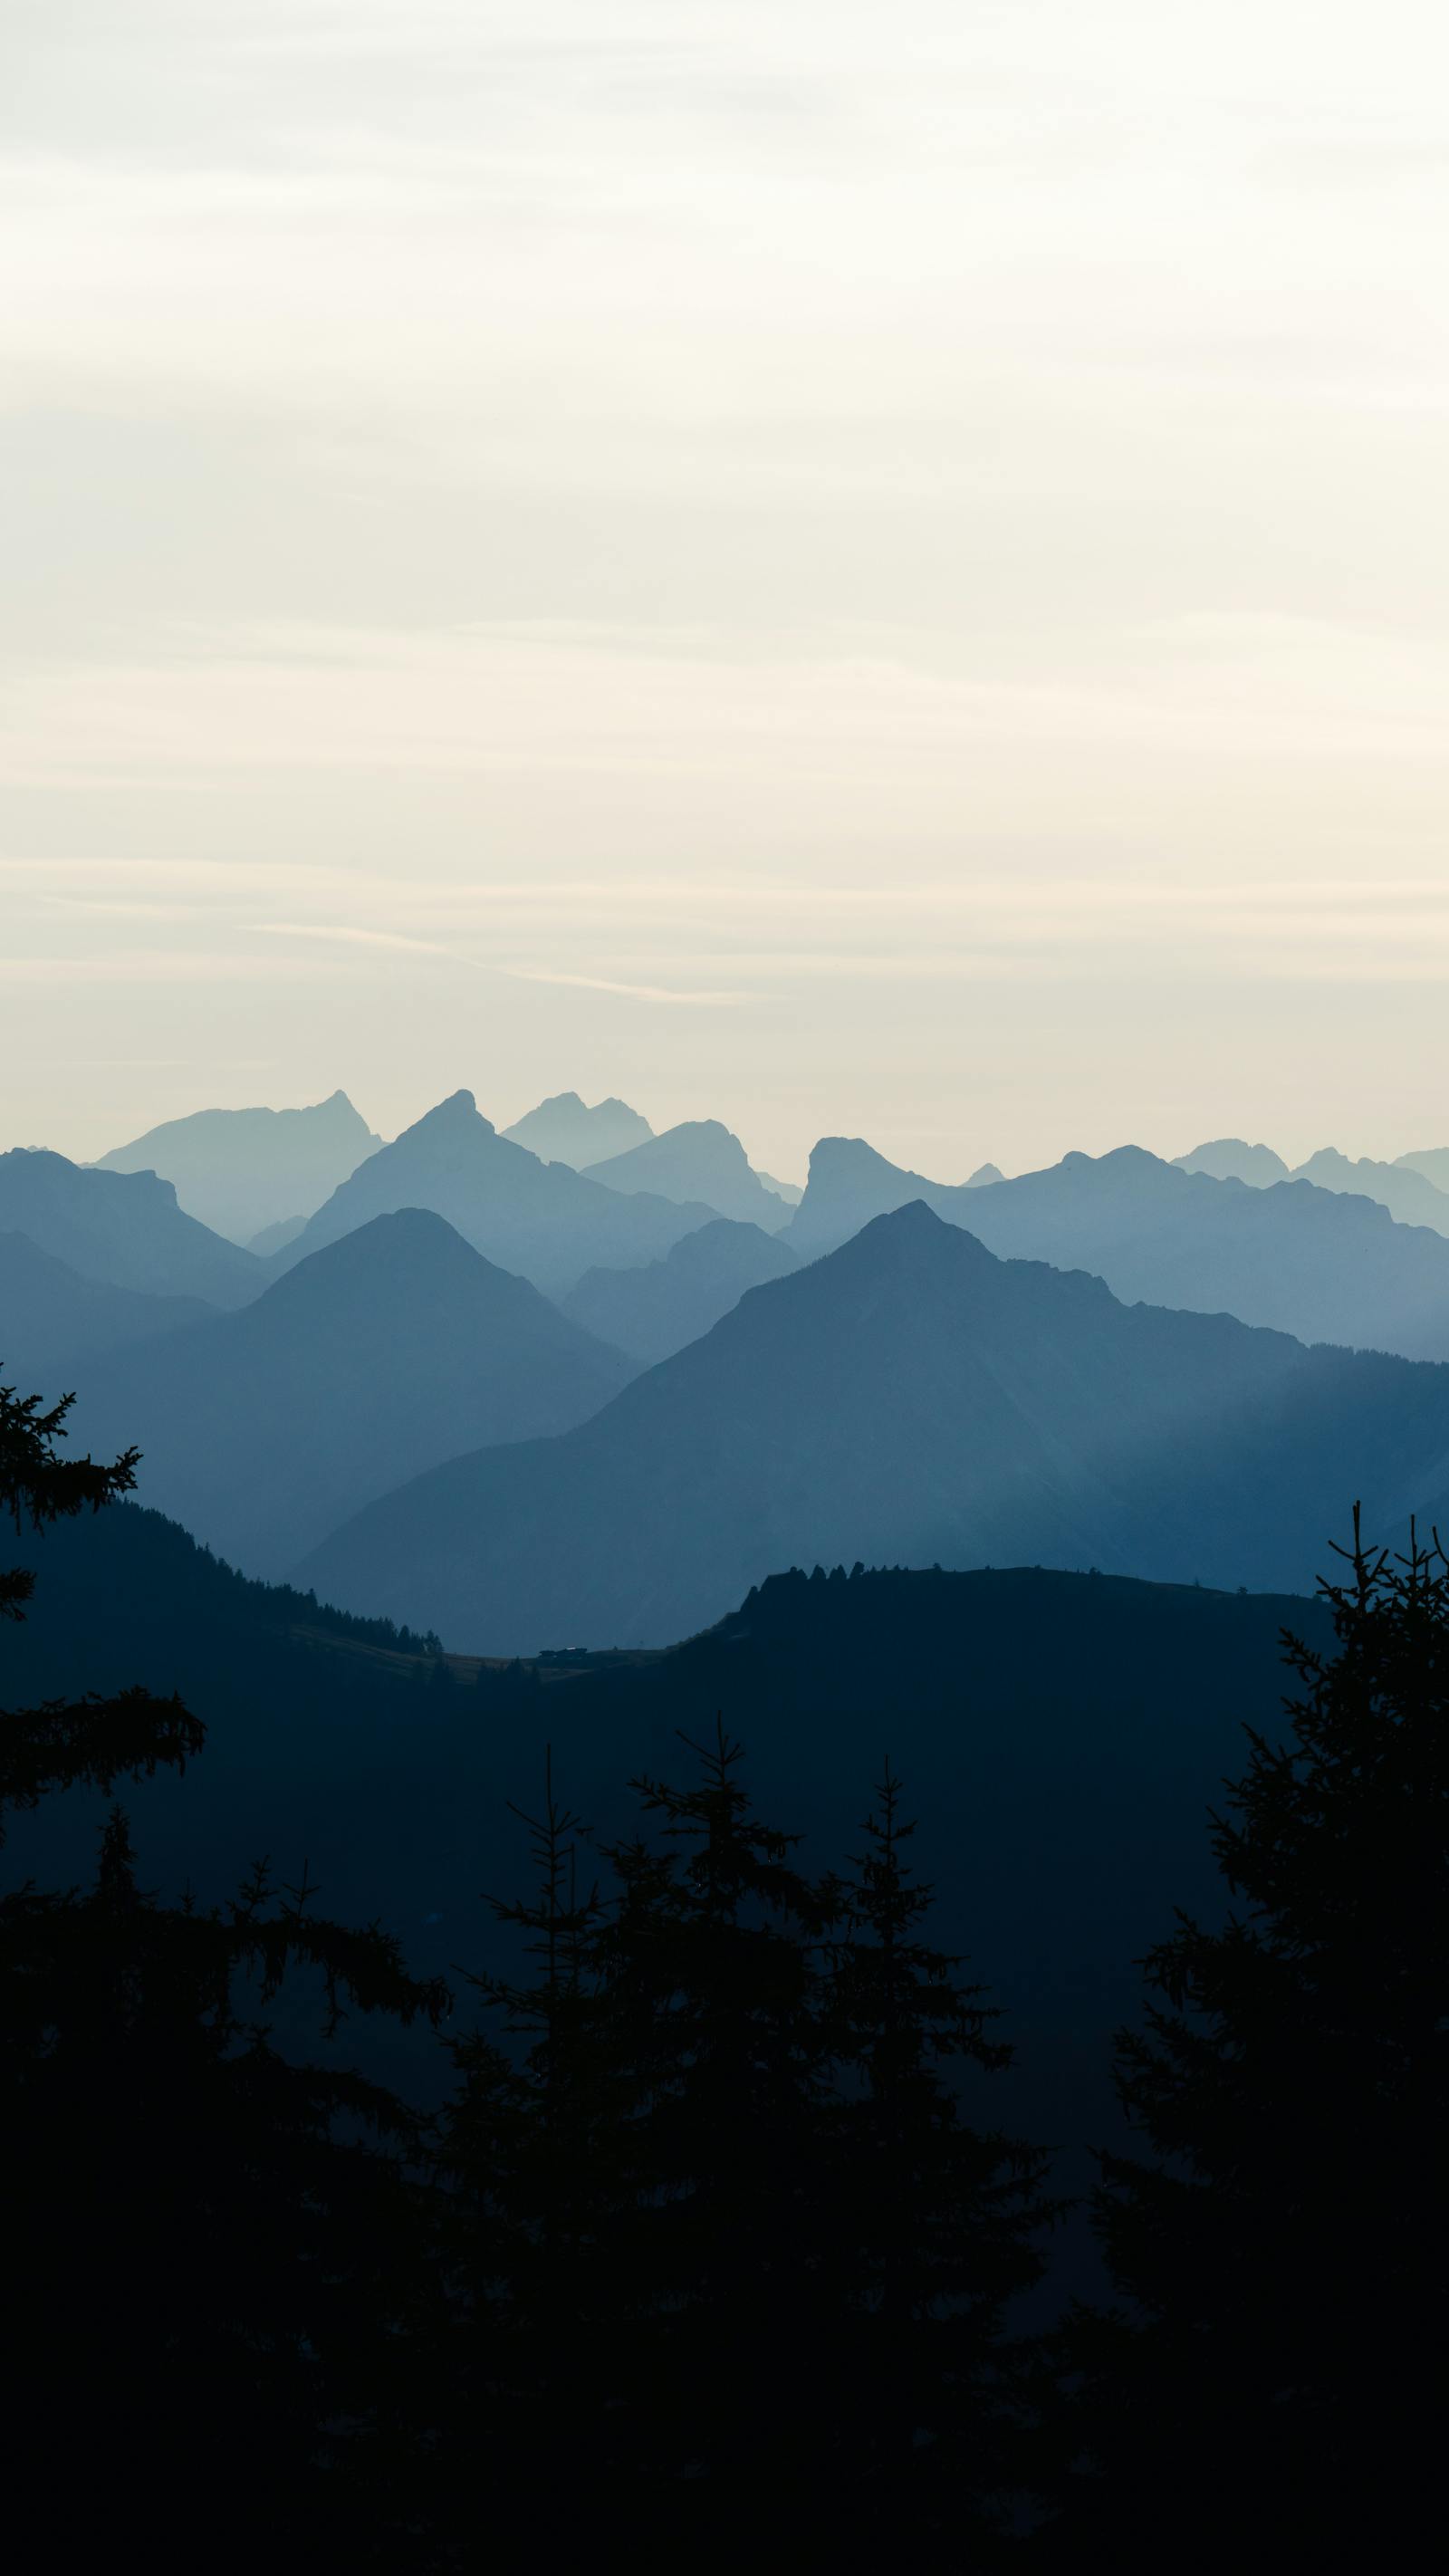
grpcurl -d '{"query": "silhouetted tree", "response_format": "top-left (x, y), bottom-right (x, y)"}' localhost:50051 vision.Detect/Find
top-left (2, 1380), bottom-right (448, 2569)
top-left (596, 1721), bottom-right (842, 2539)
top-left (433, 1754), bottom-right (638, 2539)
top-left (1060, 1512), bottom-right (1448, 2561)
top-left (823, 1766), bottom-right (1056, 2553)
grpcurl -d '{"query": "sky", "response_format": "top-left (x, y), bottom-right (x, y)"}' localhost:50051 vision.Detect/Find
top-left (5, 0), bottom-right (1449, 1179)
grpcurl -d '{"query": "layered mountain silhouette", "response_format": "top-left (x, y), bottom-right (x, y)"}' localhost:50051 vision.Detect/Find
top-left (501, 1091), bottom-right (652, 1167)
top-left (562, 1217), bottom-right (798, 1364)
top-left (581, 1118), bottom-right (790, 1228)
top-left (247, 1214), bottom-right (309, 1257)
top-left (5, 1500), bottom-right (1332, 2188)
top-left (1397, 1145), bottom-right (1449, 1193)
top-left (756, 1171), bottom-right (803, 1206)
top-left (1173, 1138), bottom-right (1291, 1186)
top-left (73, 1208), bottom-right (634, 1578)
top-left (790, 1138), bottom-right (1449, 1359)
top-left (0, 1149), bottom-right (259, 1307)
top-left (266, 1091), bottom-right (721, 1299)
top-left (0, 1232), bottom-right (208, 1389)
top-left (296, 1202), bottom-right (1449, 1650)
top-left (1290, 1146), bottom-right (1449, 1235)
top-left (967, 1161), bottom-right (1005, 1187)
top-left (94, 1090), bottom-right (381, 1242)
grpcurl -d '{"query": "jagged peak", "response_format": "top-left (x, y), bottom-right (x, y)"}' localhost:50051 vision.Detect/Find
top-left (395, 1089), bottom-right (494, 1142)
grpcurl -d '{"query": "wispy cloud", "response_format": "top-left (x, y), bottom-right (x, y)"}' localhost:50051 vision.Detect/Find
top-left (255, 922), bottom-right (458, 956)
top-left (504, 968), bottom-right (747, 1006)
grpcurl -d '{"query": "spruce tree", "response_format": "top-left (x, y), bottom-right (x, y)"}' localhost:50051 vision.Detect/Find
top-left (1064, 1513), bottom-right (1449, 2560)
top-left (823, 1765), bottom-right (1055, 2555)
top-left (3, 1379), bottom-right (449, 2568)
top-left (597, 1721), bottom-right (841, 2537)
top-left (433, 1754), bottom-right (638, 2538)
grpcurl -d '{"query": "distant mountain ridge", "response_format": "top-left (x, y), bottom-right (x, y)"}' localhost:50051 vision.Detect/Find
top-left (581, 1119), bottom-right (791, 1229)
top-left (266, 1091), bottom-right (724, 1299)
top-left (0, 1148), bottom-right (260, 1307)
top-left (502, 1091), bottom-right (652, 1167)
top-left (790, 1137), bottom-right (1449, 1360)
top-left (72, 1207), bottom-right (634, 1579)
top-left (297, 1201), bottom-right (1449, 1651)
top-left (1174, 1139), bottom-right (1291, 1187)
top-left (94, 1090), bottom-right (381, 1242)
top-left (1288, 1147), bottom-right (1449, 1236)
top-left (0, 1232), bottom-right (210, 1389)
top-left (1397, 1145), bottom-right (1449, 1193)
top-left (562, 1216), bottom-right (798, 1364)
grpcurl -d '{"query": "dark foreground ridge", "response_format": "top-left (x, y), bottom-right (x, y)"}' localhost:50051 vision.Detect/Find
top-left (5, 1370), bottom-right (1442, 2563)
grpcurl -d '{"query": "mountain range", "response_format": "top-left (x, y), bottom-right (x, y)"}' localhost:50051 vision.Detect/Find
top-left (501, 1091), bottom-right (653, 1167)
top-left (1289, 1146), bottom-right (1449, 1235)
top-left (0, 1231), bottom-right (208, 1389)
top-left (562, 1216), bottom-right (799, 1364)
top-left (3, 1495), bottom-right (1334, 2198)
top-left (790, 1139), bottom-right (1449, 1359)
top-left (1174, 1134), bottom-right (1449, 1235)
top-left (581, 1118), bottom-right (792, 1229)
top-left (297, 1201), bottom-right (1449, 1651)
top-left (266, 1091), bottom-right (724, 1300)
top-left (94, 1090), bottom-right (381, 1243)
top-left (69, 1208), bottom-right (634, 1579)
top-left (0, 1149), bottom-right (260, 1307)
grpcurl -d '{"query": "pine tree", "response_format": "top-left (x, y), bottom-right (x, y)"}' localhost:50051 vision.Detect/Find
top-left (3, 1379), bottom-right (449, 2568)
top-left (433, 1754), bottom-right (640, 2540)
top-left (590, 1723), bottom-right (849, 2537)
top-left (822, 1765), bottom-right (1055, 2554)
top-left (1063, 1512), bottom-right (1449, 2560)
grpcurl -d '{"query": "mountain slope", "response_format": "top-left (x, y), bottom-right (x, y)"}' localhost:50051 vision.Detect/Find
top-left (1173, 1139), bottom-right (1291, 1186)
top-left (787, 1134), bottom-right (1002, 1253)
top-left (4, 1500), bottom-right (1334, 2204)
top-left (74, 1208), bottom-right (635, 1577)
top-left (0, 1149), bottom-right (261, 1306)
top-left (502, 1091), bottom-right (652, 1167)
top-left (297, 1202), bottom-right (1449, 1650)
top-left (792, 1138), bottom-right (1449, 1360)
top-left (581, 1119), bottom-right (790, 1228)
top-left (1290, 1146), bottom-right (1449, 1235)
top-left (94, 1090), bottom-right (381, 1241)
top-left (1396, 1145), bottom-right (1449, 1193)
top-left (561, 1217), bottom-right (798, 1363)
top-left (0, 1232), bottom-right (210, 1388)
top-left (270, 1091), bottom-right (720, 1298)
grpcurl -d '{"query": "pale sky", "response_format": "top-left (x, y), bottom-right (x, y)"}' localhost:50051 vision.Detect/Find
top-left (5, 0), bottom-right (1449, 1179)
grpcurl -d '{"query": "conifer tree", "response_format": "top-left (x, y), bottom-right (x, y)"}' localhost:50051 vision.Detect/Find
top-left (597, 1722), bottom-right (841, 2537)
top-left (433, 1754), bottom-right (638, 2536)
top-left (822, 1767), bottom-right (1055, 2551)
top-left (1063, 1513), bottom-right (1449, 2560)
top-left (3, 1379), bottom-right (449, 2568)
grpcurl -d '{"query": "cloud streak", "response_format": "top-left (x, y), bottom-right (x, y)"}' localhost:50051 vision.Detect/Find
top-left (504, 969), bottom-right (748, 1007)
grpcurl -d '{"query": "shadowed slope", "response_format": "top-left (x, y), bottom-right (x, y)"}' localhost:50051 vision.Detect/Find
top-left (562, 1216), bottom-right (798, 1363)
top-left (0, 1149), bottom-right (260, 1307)
top-left (0, 1231), bottom-right (211, 1387)
top-left (296, 1202), bottom-right (1449, 1651)
top-left (73, 1208), bottom-right (635, 1578)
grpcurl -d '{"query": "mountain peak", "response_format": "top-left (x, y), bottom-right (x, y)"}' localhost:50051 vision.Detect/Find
top-left (399, 1089), bottom-right (494, 1141)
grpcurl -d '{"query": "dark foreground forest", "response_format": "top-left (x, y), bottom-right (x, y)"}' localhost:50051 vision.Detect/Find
top-left (4, 1378), bottom-right (1444, 2568)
